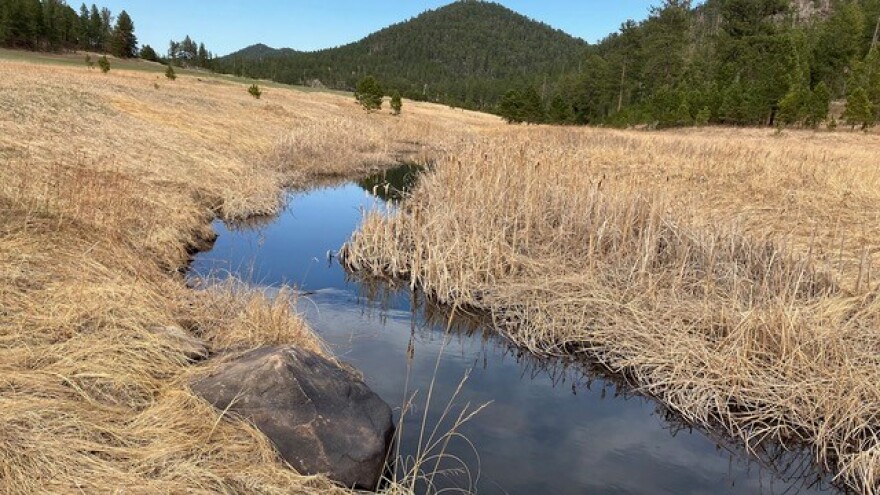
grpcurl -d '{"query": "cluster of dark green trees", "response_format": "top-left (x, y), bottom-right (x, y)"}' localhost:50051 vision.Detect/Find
top-left (0, 1), bottom-right (137, 58)
top-left (500, 0), bottom-right (880, 129)
top-left (166, 35), bottom-right (214, 69)
top-left (355, 75), bottom-right (404, 115)
top-left (0, 1), bottom-right (216, 71)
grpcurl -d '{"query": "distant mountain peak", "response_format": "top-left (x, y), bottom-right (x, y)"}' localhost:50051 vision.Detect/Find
top-left (217, 1), bottom-right (587, 109)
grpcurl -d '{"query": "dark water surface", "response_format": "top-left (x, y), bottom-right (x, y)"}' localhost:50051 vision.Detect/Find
top-left (191, 166), bottom-right (835, 495)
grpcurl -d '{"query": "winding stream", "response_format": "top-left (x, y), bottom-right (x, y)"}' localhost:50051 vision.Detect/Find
top-left (191, 165), bottom-right (836, 495)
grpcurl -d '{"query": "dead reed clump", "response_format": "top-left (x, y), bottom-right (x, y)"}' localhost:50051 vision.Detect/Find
top-left (344, 130), bottom-right (880, 493)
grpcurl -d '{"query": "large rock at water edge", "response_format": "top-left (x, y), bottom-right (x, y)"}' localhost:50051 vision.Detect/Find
top-left (191, 346), bottom-right (394, 490)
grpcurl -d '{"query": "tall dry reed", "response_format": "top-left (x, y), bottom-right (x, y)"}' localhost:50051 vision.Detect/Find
top-left (344, 128), bottom-right (880, 494)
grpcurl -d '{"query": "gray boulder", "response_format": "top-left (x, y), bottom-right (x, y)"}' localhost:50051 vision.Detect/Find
top-left (191, 346), bottom-right (394, 490)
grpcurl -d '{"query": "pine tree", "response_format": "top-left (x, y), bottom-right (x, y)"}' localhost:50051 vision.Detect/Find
top-left (519, 86), bottom-right (545, 124)
top-left (110, 10), bottom-right (136, 58)
top-left (1, 3), bottom-right (11, 45)
top-left (498, 89), bottom-right (523, 123)
top-left (672, 99), bottom-right (692, 127)
top-left (165, 64), bottom-right (176, 80)
top-left (813, 2), bottom-right (866, 94)
top-left (140, 44), bottom-right (158, 62)
top-left (89, 4), bottom-right (103, 51)
top-left (390, 90), bottom-right (402, 115)
top-left (695, 105), bottom-right (711, 126)
top-left (547, 94), bottom-right (572, 124)
top-left (97, 54), bottom-right (110, 73)
top-left (355, 76), bottom-right (383, 111)
top-left (843, 87), bottom-right (875, 129)
top-left (778, 85), bottom-right (807, 127)
top-left (77, 3), bottom-right (89, 48)
top-left (198, 42), bottom-right (208, 67)
top-left (806, 82), bottom-right (831, 128)
top-left (865, 48), bottom-right (880, 117)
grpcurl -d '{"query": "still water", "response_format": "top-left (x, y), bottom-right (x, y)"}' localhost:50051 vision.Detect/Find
top-left (191, 165), bottom-right (835, 495)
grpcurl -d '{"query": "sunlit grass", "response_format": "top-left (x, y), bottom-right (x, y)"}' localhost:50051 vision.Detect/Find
top-left (0, 54), bottom-right (498, 493)
top-left (343, 126), bottom-right (880, 494)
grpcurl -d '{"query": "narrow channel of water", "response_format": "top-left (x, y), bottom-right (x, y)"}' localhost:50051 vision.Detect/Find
top-left (190, 165), bottom-right (836, 495)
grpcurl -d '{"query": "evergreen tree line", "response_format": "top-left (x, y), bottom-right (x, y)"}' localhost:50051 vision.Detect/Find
top-left (0, 1), bottom-right (215, 71)
top-left (0, 1), bottom-right (137, 58)
top-left (499, 0), bottom-right (880, 129)
top-left (164, 34), bottom-right (214, 69)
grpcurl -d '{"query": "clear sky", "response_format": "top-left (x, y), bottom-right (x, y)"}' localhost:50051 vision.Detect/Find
top-left (95, 1), bottom-right (662, 57)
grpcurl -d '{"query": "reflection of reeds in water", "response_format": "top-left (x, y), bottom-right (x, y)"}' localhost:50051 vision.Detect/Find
top-left (342, 132), bottom-right (880, 494)
top-left (347, 272), bottom-right (844, 493)
top-left (358, 163), bottom-right (429, 203)
top-left (352, 277), bottom-right (489, 494)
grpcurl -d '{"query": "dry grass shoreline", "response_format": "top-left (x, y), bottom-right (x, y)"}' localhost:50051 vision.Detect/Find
top-left (343, 127), bottom-right (880, 494)
top-left (0, 56), bottom-right (499, 493)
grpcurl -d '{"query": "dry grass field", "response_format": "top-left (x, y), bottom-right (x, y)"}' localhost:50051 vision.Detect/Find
top-left (0, 55), bottom-right (498, 493)
top-left (5, 48), bottom-right (880, 494)
top-left (344, 126), bottom-right (880, 493)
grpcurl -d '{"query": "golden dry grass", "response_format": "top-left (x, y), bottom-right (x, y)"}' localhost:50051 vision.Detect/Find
top-left (0, 56), bottom-right (499, 494)
top-left (343, 126), bottom-right (880, 494)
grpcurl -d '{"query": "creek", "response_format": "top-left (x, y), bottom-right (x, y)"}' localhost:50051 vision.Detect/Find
top-left (191, 164), bottom-right (834, 495)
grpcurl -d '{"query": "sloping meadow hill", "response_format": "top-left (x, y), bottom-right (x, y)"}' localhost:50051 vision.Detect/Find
top-left (0, 56), bottom-right (498, 493)
top-left (343, 128), bottom-right (880, 493)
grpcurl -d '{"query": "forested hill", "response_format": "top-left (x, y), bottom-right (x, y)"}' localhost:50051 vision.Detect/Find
top-left (215, 1), bottom-right (589, 109)
top-left (500, 0), bottom-right (880, 129)
top-left (221, 0), bottom-right (880, 129)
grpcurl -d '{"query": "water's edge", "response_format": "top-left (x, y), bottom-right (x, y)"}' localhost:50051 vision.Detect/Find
top-left (189, 165), bottom-right (840, 495)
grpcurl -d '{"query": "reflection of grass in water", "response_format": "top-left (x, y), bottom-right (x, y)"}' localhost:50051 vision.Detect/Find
top-left (358, 162), bottom-right (427, 202)
top-left (374, 293), bottom-right (489, 494)
top-left (347, 272), bottom-right (843, 494)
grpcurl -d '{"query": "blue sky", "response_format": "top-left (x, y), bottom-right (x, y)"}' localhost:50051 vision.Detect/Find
top-left (95, 1), bottom-right (661, 57)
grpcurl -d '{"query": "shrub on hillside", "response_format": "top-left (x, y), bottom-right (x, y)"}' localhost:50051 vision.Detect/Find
top-left (97, 55), bottom-right (110, 73)
top-left (390, 90), bottom-right (402, 116)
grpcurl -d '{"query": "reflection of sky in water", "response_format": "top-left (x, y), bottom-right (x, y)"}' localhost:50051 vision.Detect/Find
top-left (190, 174), bottom-right (836, 495)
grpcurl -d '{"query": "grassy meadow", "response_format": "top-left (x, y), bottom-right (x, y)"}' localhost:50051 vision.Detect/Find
top-left (4, 47), bottom-right (880, 494)
top-left (343, 127), bottom-right (880, 493)
top-left (0, 53), bottom-right (497, 493)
